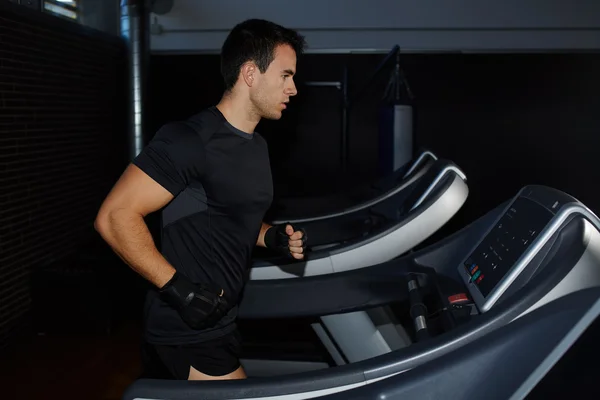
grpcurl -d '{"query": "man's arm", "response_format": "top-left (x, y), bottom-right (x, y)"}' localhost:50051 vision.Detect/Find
top-left (256, 222), bottom-right (272, 247)
top-left (94, 163), bottom-right (176, 289)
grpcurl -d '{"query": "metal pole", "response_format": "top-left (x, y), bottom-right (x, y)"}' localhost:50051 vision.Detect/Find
top-left (120, 0), bottom-right (150, 160)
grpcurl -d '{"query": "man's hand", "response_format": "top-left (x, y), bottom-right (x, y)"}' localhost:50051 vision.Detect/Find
top-left (286, 225), bottom-right (307, 260)
top-left (264, 223), bottom-right (308, 260)
top-left (159, 271), bottom-right (229, 330)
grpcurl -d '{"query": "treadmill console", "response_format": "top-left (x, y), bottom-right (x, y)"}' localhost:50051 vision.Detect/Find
top-left (458, 186), bottom-right (576, 312)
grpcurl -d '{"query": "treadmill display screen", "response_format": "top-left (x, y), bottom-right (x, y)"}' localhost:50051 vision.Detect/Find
top-left (463, 197), bottom-right (554, 298)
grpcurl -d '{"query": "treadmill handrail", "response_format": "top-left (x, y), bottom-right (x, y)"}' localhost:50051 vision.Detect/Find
top-left (409, 165), bottom-right (466, 211)
top-left (270, 149), bottom-right (437, 225)
top-left (402, 150), bottom-right (438, 179)
top-left (488, 202), bottom-right (600, 311)
top-left (271, 159), bottom-right (433, 225)
top-left (321, 162), bottom-right (465, 257)
top-left (252, 161), bottom-right (464, 267)
top-left (270, 150), bottom-right (438, 225)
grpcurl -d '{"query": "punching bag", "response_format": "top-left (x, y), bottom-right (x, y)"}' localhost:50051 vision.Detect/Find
top-left (378, 52), bottom-right (414, 176)
top-left (378, 103), bottom-right (413, 175)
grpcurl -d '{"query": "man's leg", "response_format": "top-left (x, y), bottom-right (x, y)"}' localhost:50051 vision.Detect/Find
top-left (188, 364), bottom-right (247, 380)
top-left (186, 329), bottom-right (246, 380)
top-left (152, 329), bottom-right (246, 381)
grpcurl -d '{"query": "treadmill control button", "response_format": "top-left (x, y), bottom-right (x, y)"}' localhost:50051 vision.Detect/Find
top-left (448, 293), bottom-right (470, 304)
top-left (465, 262), bottom-right (478, 275)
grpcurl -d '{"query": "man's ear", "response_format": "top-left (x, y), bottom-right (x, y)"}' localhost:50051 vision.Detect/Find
top-left (241, 61), bottom-right (257, 87)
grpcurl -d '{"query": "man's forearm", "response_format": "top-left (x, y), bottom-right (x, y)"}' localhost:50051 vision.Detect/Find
top-left (256, 222), bottom-right (272, 247)
top-left (95, 208), bottom-right (176, 289)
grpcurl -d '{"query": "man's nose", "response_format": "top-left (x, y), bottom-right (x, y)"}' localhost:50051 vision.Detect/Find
top-left (287, 80), bottom-right (298, 96)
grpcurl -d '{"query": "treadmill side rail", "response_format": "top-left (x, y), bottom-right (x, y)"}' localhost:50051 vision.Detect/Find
top-left (238, 258), bottom-right (431, 320)
top-left (319, 288), bottom-right (600, 400)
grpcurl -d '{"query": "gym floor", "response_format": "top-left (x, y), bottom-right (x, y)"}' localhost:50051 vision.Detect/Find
top-left (0, 319), bottom-right (142, 400)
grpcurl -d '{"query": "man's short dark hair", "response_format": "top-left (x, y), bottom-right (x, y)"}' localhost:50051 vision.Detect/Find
top-left (220, 19), bottom-right (306, 92)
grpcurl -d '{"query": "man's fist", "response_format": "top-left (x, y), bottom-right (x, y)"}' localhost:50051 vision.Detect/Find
top-left (159, 272), bottom-right (228, 330)
top-left (265, 223), bottom-right (308, 260)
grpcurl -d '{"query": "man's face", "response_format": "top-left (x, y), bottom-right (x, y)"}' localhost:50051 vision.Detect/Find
top-left (250, 44), bottom-right (298, 120)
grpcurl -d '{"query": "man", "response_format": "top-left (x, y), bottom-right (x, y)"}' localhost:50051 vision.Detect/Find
top-left (94, 19), bottom-right (307, 381)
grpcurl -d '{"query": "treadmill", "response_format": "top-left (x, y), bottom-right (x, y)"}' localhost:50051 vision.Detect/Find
top-left (123, 185), bottom-right (600, 400)
top-left (250, 157), bottom-right (468, 280)
top-left (266, 149), bottom-right (438, 224)
top-left (318, 286), bottom-right (600, 399)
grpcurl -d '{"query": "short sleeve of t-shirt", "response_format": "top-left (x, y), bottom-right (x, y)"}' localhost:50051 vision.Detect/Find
top-left (133, 121), bottom-right (206, 196)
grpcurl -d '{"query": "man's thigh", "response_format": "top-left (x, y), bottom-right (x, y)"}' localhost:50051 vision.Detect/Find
top-left (153, 329), bottom-right (245, 380)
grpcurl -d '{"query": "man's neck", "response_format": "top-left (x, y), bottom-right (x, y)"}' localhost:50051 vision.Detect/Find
top-left (216, 92), bottom-right (260, 134)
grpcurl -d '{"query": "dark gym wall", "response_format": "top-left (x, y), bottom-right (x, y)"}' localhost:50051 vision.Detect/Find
top-left (0, 3), bottom-right (128, 348)
top-left (409, 52), bottom-right (600, 233)
top-left (148, 52), bottom-right (600, 233)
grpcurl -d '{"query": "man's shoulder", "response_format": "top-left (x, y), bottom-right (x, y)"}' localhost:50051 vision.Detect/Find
top-left (185, 106), bottom-right (228, 140)
top-left (156, 107), bottom-right (225, 143)
top-left (250, 131), bottom-right (269, 151)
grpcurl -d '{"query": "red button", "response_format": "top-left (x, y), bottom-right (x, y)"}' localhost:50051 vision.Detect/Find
top-left (448, 293), bottom-right (469, 304)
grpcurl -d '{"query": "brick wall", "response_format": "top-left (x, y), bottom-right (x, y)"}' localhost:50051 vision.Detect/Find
top-left (0, 2), bottom-right (128, 348)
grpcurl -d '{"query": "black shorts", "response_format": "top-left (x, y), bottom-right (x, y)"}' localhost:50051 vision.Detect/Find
top-left (145, 329), bottom-right (243, 379)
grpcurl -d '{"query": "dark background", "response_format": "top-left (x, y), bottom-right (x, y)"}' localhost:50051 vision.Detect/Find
top-left (0, 2), bottom-right (599, 398)
top-left (0, 1), bottom-right (129, 348)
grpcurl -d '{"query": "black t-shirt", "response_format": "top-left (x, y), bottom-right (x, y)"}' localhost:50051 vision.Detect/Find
top-left (132, 106), bottom-right (273, 345)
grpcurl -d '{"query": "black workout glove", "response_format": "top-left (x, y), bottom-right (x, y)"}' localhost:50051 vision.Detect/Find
top-left (159, 272), bottom-right (228, 330)
top-left (264, 223), bottom-right (308, 259)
